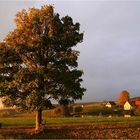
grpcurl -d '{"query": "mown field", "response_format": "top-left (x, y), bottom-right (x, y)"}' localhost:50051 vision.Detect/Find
top-left (0, 106), bottom-right (140, 127)
top-left (0, 102), bottom-right (140, 139)
top-left (1, 114), bottom-right (140, 127)
top-left (0, 117), bottom-right (140, 127)
top-left (0, 115), bottom-right (140, 139)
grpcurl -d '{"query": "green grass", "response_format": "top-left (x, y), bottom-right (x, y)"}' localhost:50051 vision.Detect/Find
top-left (1, 113), bottom-right (140, 127)
top-left (45, 116), bottom-right (140, 125)
top-left (0, 117), bottom-right (35, 126)
top-left (0, 102), bottom-right (140, 127)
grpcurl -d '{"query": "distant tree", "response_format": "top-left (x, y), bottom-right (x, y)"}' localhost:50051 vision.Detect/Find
top-left (134, 106), bottom-right (140, 116)
top-left (0, 5), bottom-right (85, 130)
top-left (118, 90), bottom-right (130, 106)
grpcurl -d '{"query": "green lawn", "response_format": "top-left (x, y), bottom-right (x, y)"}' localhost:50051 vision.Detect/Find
top-left (45, 116), bottom-right (140, 126)
top-left (0, 117), bottom-right (35, 126)
top-left (1, 114), bottom-right (140, 127)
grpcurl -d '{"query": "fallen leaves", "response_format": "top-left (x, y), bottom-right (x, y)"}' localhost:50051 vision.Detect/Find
top-left (0, 123), bottom-right (140, 139)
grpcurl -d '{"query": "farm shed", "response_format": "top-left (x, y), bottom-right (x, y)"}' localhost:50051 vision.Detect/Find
top-left (135, 101), bottom-right (140, 106)
top-left (105, 101), bottom-right (116, 108)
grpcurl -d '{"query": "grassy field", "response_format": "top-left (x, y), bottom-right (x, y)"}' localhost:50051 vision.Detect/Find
top-left (0, 101), bottom-right (140, 127)
top-left (0, 109), bottom-right (140, 127)
top-left (0, 106), bottom-right (140, 139)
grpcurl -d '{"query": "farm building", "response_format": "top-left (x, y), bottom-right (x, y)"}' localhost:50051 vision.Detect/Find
top-left (105, 101), bottom-right (116, 108)
top-left (124, 101), bottom-right (133, 110)
top-left (135, 101), bottom-right (140, 106)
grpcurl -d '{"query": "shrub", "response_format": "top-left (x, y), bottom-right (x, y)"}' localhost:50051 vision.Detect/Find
top-left (74, 106), bottom-right (83, 114)
top-left (123, 110), bottom-right (133, 115)
top-left (0, 111), bottom-right (10, 117)
top-left (134, 107), bottom-right (140, 116)
top-left (53, 105), bottom-right (70, 117)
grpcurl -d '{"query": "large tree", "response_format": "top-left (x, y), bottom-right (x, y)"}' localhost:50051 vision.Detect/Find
top-left (0, 5), bottom-right (85, 130)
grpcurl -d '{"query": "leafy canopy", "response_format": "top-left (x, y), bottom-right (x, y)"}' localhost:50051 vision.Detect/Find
top-left (0, 5), bottom-right (85, 111)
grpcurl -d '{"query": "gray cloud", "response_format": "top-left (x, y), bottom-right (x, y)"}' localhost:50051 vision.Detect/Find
top-left (1, 1), bottom-right (140, 102)
top-left (0, 1), bottom-right (36, 41)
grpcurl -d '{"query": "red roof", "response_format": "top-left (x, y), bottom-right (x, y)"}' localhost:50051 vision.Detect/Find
top-left (135, 101), bottom-right (140, 106)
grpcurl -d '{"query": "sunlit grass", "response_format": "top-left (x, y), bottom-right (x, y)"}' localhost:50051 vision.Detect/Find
top-left (45, 116), bottom-right (140, 125)
top-left (1, 115), bottom-right (140, 127)
top-left (0, 117), bottom-right (35, 126)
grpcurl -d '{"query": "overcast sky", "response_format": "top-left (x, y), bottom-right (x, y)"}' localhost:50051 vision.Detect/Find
top-left (0, 0), bottom-right (140, 102)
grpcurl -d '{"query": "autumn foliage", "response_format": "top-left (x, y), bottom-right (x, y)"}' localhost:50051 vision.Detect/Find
top-left (118, 90), bottom-right (130, 105)
top-left (0, 5), bottom-right (85, 130)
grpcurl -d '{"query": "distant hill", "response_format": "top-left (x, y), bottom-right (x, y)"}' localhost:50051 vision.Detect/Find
top-left (0, 109), bottom-right (20, 117)
top-left (130, 97), bottom-right (140, 101)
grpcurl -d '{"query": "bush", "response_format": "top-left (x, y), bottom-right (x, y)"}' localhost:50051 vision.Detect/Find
top-left (123, 110), bottom-right (133, 115)
top-left (53, 105), bottom-right (70, 117)
top-left (0, 111), bottom-right (10, 117)
top-left (74, 106), bottom-right (83, 114)
top-left (134, 107), bottom-right (140, 116)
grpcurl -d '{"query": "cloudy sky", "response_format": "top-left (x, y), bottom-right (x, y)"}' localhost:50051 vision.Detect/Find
top-left (0, 0), bottom-right (140, 102)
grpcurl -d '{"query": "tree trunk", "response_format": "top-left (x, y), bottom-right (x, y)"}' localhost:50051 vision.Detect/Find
top-left (60, 105), bottom-right (70, 117)
top-left (35, 108), bottom-right (42, 130)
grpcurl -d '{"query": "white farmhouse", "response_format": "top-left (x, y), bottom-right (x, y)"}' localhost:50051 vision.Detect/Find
top-left (105, 101), bottom-right (116, 108)
top-left (124, 101), bottom-right (133, 110)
